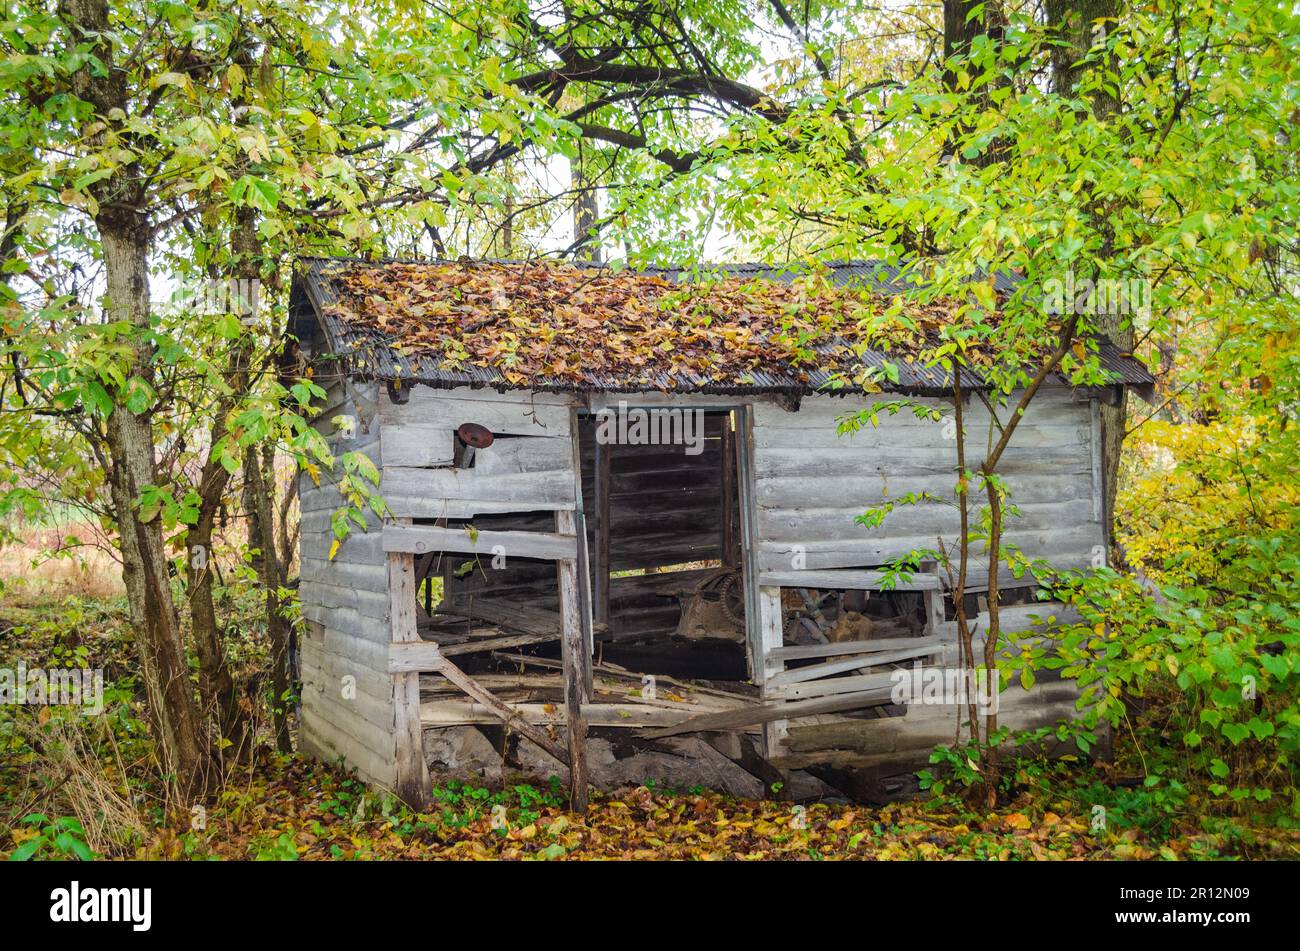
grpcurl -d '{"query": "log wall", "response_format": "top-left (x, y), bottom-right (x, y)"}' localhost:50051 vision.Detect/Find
top-left (750, 388), bottom-right (1104, 583)
top-left (297, 371), bottom-right (401, 790)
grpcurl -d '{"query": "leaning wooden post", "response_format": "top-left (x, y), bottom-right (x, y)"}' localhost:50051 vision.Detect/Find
top-left (561, 405), bottom-right (593, 811)
top-left (389, 517), bottom-right (430, 809)
top-left (556, 508), bottom-right (590, 812)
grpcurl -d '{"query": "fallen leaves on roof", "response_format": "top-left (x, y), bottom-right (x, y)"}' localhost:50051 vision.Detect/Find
top-left (321, 260), bottom-right (975, 388)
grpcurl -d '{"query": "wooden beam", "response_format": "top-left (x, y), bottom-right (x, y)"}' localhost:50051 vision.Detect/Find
top-left (440, 630), bottom-right (557, 657)
top-left (769, 670), bottom-right (898, 702)
top-left (383, 524), bottom-right (577, 561)
top-left (637, 688), bottom-right (896, 739)
top-left (559, 409), bottom-right (592, 813)
top-left (388, 528), bottom-right (431, 809)
top-left (757, 569), bottom-right (942, 590)
top-left (756, 585), bottom-right (788, 755)
top-left (766, 643), bottom-right (940, 688)
top-left (734, 405), bottom-right (764, 685)
top-left (593, 436), bottom-right (611, 626)
top-left (420, 701), bottom-right (706, 729)
top-left (721, 415), bottom-right (738, 567)
top-left (428, 653), bottom-right (571, 764)
top-left (388, 640), bottom-right (442, 674)
top-left (769, 635), bottom-right (944, 662)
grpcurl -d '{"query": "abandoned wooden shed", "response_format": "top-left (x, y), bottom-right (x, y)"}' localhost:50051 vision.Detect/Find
top-left (287, 258), bottom-right (1155, 807)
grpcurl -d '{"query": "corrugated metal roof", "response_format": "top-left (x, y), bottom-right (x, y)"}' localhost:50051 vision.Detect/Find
top-left (289, 257), bottom-right (1153, 396)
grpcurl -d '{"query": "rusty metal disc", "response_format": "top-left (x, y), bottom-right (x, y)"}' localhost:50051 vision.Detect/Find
top-left (457, 422), bottom-right (494, 448)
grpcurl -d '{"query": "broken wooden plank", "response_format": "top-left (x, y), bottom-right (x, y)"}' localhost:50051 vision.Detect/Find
top-left (637, 688), bottom-right (896, 739)
top-left (384, 524), bottom-right (578, 561)
top-left (758, 569), bottom-right (942, 591)
top-left (427, 653), bottom-right (571, 765)
top-left (492, 653), bottom-right (759, 706)
top-left (388, 640), bottom-right (443, 674)
top-left (767, 644), bottom-right (939, 688)
top-left (769, 635), bottom-right (943, 662)
top-left (419, 700), bottom-right (699, 729)
top-left (439, 631), bottom-right (558, 657)
top-left (769, 670), bottom-right (899, 702)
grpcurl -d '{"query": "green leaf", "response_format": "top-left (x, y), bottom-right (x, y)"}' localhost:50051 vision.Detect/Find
top-left (1221, 722), bottom-right (1251, 745)
top-left (8, 839), bottom-right (40, 861)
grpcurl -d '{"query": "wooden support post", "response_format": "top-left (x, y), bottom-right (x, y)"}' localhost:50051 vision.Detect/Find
top-left (756, 585), bottom-right (789, 757)
top-left (388, 519), bottom-right (430, 809)
top-left (920, 558), bottom-right (948, 666)
top-left (561, 405), bottom-right (593, 811)
top-left (567, 406), bottom-right (595, 691)
top-left (721, 413), bottom-right (738, 567)
top-left (593, 437), bottom-right (611, 628)
top-left (734, 405), bottom-right (763, 682)
top-left (557, 507), bottom-right (590, 812)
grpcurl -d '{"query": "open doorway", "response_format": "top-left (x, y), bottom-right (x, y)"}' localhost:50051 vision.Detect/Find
top-left (579, 405), bottom-right (748, 682)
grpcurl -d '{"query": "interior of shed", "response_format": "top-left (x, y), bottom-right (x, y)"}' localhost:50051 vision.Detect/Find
top-left (408, 409), bottom-right (752, 686)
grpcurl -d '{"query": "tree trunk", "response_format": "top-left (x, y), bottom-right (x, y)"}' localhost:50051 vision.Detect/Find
top-left (246, 444), bottom-right (294, 753)
top-left (185, 203), bottom-right (261, 760)
top-left (571, 144), bottom-right (601, 262)
top-left (1043, 0), bottom-right (1127, 542)
top-left (63, 0), bottom-right (210, 798)
top-left (101, 225), bottom-right (210, 799)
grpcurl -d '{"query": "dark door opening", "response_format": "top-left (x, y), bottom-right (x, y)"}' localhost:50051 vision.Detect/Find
top-left (580, 407), bottom-right (748, 681)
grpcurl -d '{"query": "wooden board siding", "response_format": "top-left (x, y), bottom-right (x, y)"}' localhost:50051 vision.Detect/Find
top-left (297, 378), bottom-right (400, 791)
top-left (376, 387), bottom-right (577, 519)
top-left (775, 678), bottom-right (1097, 769)
top-left (750, 389), bottom-right (1104, 580)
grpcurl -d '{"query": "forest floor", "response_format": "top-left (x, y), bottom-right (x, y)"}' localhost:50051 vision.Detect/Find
top-left (1, 589), bottom-right (1297, 861)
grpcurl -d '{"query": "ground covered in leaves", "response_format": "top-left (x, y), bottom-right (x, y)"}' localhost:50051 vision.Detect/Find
top-left (126, 756), bottom-right (1298, 861)
top-left (2, 591), bottom-right (1296, 861)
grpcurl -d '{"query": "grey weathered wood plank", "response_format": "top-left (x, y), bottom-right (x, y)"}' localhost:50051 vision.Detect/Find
top-left (389, 529), bottom-right (431, 808)
top-left (637, 688), bottom-right (896, 739)
top-left (556, 505), bottom-right (590, 810)
top-left (419, 700), bottom-right (705, 729)
top-left (769, 635), bottom-right (944, 661)
top-left (380, 467), bottom-right (577, 507)
top-left (380, 388), bottom-right (572, 435)
top-left (388, 640), bottom-right (443, 673)
top-left (380, 424), bottom-right (455, 467)
top-left (757, 568), bottom-right (941, 590)
top-left (767, 643), bottom-right (939, 687)
top-left (382, 524), bottom-right (577, 560)
top-left (769, 670), bottom-right (899, 701)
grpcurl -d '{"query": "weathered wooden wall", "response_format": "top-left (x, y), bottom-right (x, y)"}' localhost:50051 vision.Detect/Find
top-left (376, 386), bottom-right (577, 519)
top-left (297, 369), bottom-right (401, 789)
top-left (751, 388), bottom-right (1103, 584)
